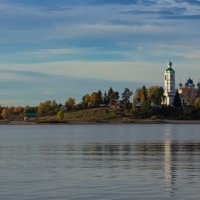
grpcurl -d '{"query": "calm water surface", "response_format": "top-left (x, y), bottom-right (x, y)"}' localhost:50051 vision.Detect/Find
top-left (0, 124), bottom-right (200, 200)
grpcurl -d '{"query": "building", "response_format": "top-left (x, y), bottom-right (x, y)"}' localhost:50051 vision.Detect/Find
top-left (163, 61), bottom-right (176, 106)
top-left (178, 78), bottom-right (199, 105)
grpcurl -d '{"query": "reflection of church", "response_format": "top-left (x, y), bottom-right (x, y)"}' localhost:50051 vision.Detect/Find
top-left (163, 61), bottom-right (200, 106)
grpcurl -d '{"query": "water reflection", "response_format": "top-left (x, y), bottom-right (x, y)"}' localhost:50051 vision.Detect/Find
top-left (164, 141), bottom-right (177, 195)
top-left (1, 142), bottom-right (200, 197)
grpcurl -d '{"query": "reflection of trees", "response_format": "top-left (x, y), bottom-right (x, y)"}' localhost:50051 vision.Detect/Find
top-left (37, 143), bottom-right (200, 162)
top-left (37, 142), bottom-right (200, 172)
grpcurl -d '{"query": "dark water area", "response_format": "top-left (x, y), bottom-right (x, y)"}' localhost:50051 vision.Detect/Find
top-left (0, 124), bottom-right (200, 200)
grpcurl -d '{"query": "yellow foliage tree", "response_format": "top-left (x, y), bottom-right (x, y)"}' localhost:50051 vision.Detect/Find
top-left (57, 111), bottom-right (64, 120)
top-left (65, 97), bottom-right (76, 110)
top-left (90, 92), bottom-right (98, 106)
top-left (1, 108), bottom-right (10, 120)
top-left (194, 97), bottom-right (200, 108)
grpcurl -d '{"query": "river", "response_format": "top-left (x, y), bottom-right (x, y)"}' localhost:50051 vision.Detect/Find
top-left (0, 124), bottom-right (200, 200)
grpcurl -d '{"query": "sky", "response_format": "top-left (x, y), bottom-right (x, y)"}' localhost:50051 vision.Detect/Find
top-left (0, 0), bottom-right (200, 106)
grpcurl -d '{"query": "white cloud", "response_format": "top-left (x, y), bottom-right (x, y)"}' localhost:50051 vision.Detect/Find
top-left (24, 48), bottom-right (79, 56)
top-left (0, 61), bottom-right (164, 84)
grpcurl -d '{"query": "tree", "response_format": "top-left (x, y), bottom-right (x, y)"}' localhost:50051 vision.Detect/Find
top-left (197, 82), bottom-right (200, 97)
top-left (90, 92), bottom-right (98, 107)
top-left (1, 108), bottom-right (10, 120)
top-left (133, 85), bottom-right (148, 107)
top-left (108, 87), bottom-right (114, 104)
top-left (173, 90), bottom-right (182, 108)
top-left (57, 111), bottom-right (64, 120)
top-left (194, 97), bottom-right (200, 108)
top-left (51, 100), bottom-right (58, 108)
top-left (121, 88), bottom-right (133, 110)
top-left (65, 97), bottom-right (76, 110)
top-left (103, 91), bottom-right (108, 104)
top-left (37, 100), bottom-right (56, 114)
top-left (148, 86), bottom-right (164, 105)
top-left (142, 85), bottom-right (148, 102)
top-left (37, 103), bottom-right (46, 114)
top-left (97, 90), bottom-right (103, 106)
top-left (109, 91), bottom-right (119, 105)
top-left (82, 94), bottom-right (90, 108)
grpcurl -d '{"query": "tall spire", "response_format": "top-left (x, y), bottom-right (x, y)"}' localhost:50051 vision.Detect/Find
top-left (169, 61), bottom-right (172, 68)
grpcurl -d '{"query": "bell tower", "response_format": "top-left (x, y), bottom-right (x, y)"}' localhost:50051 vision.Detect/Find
top-left (163, 61), bottom-right (176, 106)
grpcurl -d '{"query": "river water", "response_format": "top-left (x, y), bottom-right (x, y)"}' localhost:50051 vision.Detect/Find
top-left (0, 124), bottom-right (200, 200)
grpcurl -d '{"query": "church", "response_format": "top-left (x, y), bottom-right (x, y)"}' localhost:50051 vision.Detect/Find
top-left (163, 61), bottom-right (176, 106)
top-left (163, 61), bottom-right (200, 106)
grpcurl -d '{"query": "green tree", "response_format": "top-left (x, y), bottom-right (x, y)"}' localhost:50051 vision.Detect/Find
top-left (173, 90), bottom-right (182, 108)
top-left (108, 87), bottom-right (114, 104)
top-left (97, 90), bottom-right (103, 106)
top-left (103, 91), bottom-right (108, 104)
top-left (121, 88), bottom-right (133, 110)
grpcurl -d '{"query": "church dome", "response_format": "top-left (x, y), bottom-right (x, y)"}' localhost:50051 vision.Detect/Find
top-left (185, 77), bottom-right (195, 87)
top-left (165, 61), bottom-right (175, 72)
top-left (187, 78), bottom-right (193, 84)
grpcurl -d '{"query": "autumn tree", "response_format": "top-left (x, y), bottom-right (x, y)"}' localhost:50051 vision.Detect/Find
top-left (82, 94), bottom-right (90, 108)
top-left (65, 97), bottom-right (76, 110)
top-left (89, 92), bottom-right (98, 107)
top-left (194, 97), bottom-right (200, 108)
top-left (133, 85), bottom-right (148, 107)
top-left (37, 100), bottom-right (55, 114)
top-left (57, 111), bottom-right (64, 120)
top-left (197, 82), bottom-right (200, 97)
top-left (148, 86), bottom-right (164, 105)
top-left (1, 108), bottom-right (10, 120)
top-left (109, 91), bottom-right (119, 105)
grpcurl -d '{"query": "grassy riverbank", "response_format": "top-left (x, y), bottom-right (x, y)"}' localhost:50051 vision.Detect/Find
top-left (1, 107), bottom-right (200, 124)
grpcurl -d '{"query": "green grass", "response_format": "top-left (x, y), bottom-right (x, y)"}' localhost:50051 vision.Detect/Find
top-left (63, 108), bottom-right (118, 122)
top-left (37, 107), bottom-right (133, 123)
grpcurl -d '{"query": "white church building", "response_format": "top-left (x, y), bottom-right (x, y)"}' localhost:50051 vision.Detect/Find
top-left (162, 61), bottom-right (199, 106)
top-left (163, 61), bottom-right (176, 106)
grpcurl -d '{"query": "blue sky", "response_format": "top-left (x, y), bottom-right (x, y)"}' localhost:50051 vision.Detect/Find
top-left (0, 0), bottom-right (200, 105)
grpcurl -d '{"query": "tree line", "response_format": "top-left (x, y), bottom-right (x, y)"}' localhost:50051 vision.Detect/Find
top-left (1, 85), bottom-right (200, 120)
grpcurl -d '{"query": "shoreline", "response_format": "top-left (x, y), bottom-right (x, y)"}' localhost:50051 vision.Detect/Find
top-left (1, 119), bottom-right (200, 125)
